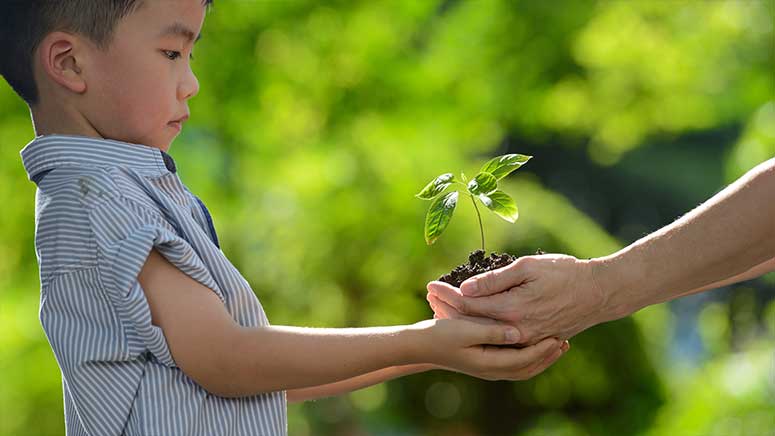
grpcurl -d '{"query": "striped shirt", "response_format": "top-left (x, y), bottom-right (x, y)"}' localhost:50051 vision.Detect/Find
top-left (21, 134), bottom-right (287, 436)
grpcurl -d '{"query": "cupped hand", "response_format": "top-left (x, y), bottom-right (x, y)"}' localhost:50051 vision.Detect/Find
top-left (426, 254), bottom-right (609, 344)
top-left (413, 318), bottom-right (567, 381)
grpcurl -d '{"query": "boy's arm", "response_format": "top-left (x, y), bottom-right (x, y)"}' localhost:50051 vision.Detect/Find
top-left (139, 249), bottom-right (564, 398)
top-left (286, 364), bottom-right (434, 403)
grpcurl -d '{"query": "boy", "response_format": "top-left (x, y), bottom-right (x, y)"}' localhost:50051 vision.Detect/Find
top-left (1, 1), bottom-right (568, 434)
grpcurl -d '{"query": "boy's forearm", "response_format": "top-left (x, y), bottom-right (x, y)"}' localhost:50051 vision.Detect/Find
top-left (595, 159), bottom-right (775, 317)
top-left (286, 364), bottom-right (435, 403)
top-left (214, 324), bottom-right (426, 397)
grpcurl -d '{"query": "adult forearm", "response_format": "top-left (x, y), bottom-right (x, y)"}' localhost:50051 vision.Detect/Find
top-left (214, 325), bottom-right (422, 397)
top-left (286, 364), bottom-right (434, 403)
top-left (673, 257), bottom-right (775, 299)
top-left (594, 159), bottom-right (775, 317)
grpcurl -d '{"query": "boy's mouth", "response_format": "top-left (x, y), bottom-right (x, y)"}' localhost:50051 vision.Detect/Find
top-left (168, 114), bottom-right (190, 132)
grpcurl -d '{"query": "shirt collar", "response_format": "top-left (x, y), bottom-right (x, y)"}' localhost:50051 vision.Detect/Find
top-left (20, 134), bottom-right (177, 183)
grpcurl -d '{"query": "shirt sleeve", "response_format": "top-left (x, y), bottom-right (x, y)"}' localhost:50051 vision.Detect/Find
top-left (88, 194), bottom-right (225, 367)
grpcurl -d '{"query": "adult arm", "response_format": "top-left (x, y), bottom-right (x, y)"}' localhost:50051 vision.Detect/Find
top-left (595, 158), bottom-right (775, 314)
top-left (671, 257), bottom-right (775, 299)
top-left (427, 159), bottom-right (775, 342)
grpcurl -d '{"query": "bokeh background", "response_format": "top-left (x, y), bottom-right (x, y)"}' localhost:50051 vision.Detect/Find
top-left (1, 0), bottom-right (774, 435)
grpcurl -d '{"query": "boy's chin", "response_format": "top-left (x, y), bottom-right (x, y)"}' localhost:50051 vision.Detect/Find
top-left (139, 131), bottom-right (177, 151)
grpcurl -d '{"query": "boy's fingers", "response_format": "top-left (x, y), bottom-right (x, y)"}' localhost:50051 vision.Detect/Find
top-left (427, 281), bottom-right (462, 297)
top-left (427, 281), bottom-right (505, 319)
top-left (427, 294), bottom-right (452, 319)
top-left (487, 337), bottom-right (558, 369)
top-left (464, 321), bottom-right (520, 345)
top-left (429, 294), bottom-right (500, 325)
top-left (426, 294), bottom-right (439, 315)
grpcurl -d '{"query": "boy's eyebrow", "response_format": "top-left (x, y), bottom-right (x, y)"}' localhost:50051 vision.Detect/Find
top-left (158, 22), bottom-right (202, 44)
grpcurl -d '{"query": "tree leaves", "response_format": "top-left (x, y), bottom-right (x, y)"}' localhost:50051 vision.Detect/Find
top-left (478, 190), bottom-right (519, 223)
top-left (466, 172), bottom-right (497, 196)
top-left (480, 154), bottom-right (532, 180)
top-left (416, 173), bottom-right (456, 200)
top-left (417, 154), bottom-right (529, 244)
top-left (424, 191), bottom-right (458, 245)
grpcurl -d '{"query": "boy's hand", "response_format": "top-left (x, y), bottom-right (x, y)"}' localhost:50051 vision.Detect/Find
top-left (411, 318), bottom-right (566, 381)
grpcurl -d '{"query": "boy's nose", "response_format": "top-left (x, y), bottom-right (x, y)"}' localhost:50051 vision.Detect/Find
top-left (179, 68), bottom-right (200, 101)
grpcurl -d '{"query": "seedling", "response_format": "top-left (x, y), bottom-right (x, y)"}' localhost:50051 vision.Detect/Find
top-left (415, 154), bottom-right (532, 252)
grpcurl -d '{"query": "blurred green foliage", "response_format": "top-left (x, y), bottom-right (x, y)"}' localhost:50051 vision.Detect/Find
top-left (1, 0), bottom-right (773, 435)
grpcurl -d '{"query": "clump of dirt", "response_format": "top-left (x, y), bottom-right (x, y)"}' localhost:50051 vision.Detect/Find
top-left (438, 249), bottom-right (544, 287)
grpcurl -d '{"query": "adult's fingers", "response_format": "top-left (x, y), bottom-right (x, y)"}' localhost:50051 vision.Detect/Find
top-left (427, 281), bottom-right (510, 320)
top-left (517, 344), bottom-right (566, 379)
top-left (428, 294), bottom-right (500, 325)
top-left (459, 258), bottom-right (531, 297)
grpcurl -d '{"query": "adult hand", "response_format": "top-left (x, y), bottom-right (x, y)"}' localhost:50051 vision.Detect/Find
top-left (427, 254), bottom-right (614, 344)
top-left (415, 318), bottom-right (568, 381)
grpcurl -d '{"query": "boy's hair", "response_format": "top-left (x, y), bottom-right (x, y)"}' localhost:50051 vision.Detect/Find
top-left (0, 0), bottom-right (213, 106)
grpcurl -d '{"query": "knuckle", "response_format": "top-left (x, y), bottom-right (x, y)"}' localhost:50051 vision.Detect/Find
top-left (481, 271), bottom-right (498, 293)
top-left (457, 298), bottom-right (471, 314)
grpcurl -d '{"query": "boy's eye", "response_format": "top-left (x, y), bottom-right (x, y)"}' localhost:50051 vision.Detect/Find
top-left (162, 50), bottom-right (195, 61)
top-left (162, 50), bottom-right (181, 60)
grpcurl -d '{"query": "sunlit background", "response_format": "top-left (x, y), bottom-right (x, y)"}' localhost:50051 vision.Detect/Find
top-left (1, 1), bottom-right (774, 435)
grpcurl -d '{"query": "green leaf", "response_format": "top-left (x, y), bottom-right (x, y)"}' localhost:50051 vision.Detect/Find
top-left (424, 191), bottom-right (458, 244)
top-left (467, 172), bottom-right (497, 196)
top-left (416, 173), bottom-right (456, 200)
top-left (479, 154), bottom-right (532, 180)
top-left (478, 190), bottom-right (519, 223)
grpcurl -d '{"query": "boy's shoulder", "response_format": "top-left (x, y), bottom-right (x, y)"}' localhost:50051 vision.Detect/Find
top-left (35, 165), bottom-right (156, 221)
top-left (23, 134), bottom-right (176, 213)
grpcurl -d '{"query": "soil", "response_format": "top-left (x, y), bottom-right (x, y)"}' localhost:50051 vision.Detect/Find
top-left (438, 249), bottom-right (544, 287)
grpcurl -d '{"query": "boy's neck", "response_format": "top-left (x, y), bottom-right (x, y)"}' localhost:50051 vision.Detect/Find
top-left (31, 100), bottom-right (103, 140)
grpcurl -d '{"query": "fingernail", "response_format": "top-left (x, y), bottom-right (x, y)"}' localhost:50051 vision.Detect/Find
top-left (505, 328), bottom-right (520, 343)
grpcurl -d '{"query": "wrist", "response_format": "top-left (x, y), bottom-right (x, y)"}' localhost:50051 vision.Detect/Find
top-left (587, 252), bottom-right (645, 321)
top-left (402, 320), bottom-right (438, 365)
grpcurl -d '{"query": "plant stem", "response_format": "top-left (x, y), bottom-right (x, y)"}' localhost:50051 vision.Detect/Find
top-left (469, 193), bottom-right (485, 252)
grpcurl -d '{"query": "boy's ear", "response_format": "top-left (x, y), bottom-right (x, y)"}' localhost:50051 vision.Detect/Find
top-left (37, 31), bottom-right (88, 95)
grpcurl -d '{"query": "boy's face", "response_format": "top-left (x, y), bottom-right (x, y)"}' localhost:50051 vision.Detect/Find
top-left (82, 0), bottom-right (206, 151)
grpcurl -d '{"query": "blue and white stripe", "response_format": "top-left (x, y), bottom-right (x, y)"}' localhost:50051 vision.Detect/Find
top-left (21, 134), bottom-right (287, 436)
